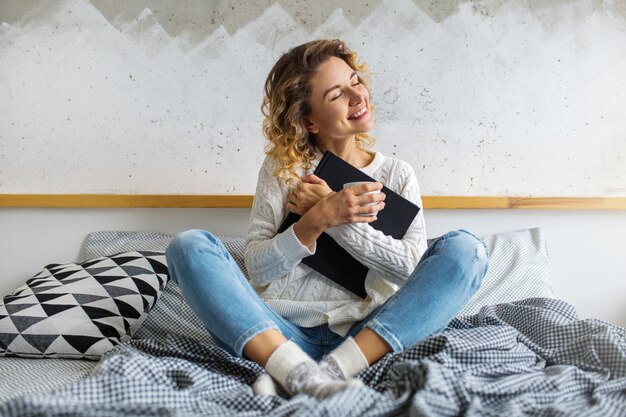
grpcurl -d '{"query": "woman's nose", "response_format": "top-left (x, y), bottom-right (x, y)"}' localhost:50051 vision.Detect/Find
top-left (349, 88), bottom-right (364, 105)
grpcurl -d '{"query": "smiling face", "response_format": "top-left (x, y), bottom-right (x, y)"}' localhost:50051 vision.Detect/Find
top-left (305, 56), bottom-right (375, 146)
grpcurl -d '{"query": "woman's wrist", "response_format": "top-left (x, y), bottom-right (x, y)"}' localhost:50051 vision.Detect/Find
top-left (293, 204), bottom-right (327, 248)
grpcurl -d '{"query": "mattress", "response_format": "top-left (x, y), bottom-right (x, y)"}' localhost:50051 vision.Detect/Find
top-left (1, 228), bottom-right (553, 402)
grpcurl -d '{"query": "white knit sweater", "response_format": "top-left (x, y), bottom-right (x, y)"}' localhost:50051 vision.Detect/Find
top-left (244, 149), bottom-right (428, 336)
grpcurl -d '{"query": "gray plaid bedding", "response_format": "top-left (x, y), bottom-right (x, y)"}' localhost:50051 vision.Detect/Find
top-left (1, 298), bottom-right (625, 416)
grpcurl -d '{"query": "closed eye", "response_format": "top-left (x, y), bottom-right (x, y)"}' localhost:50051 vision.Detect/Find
top-left (331, 79), bottom-right (361, 101)
top-left (324, 71), bottom-right (362, 101)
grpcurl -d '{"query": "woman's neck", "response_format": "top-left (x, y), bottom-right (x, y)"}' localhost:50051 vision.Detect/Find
top-left (316, 137), bottom-right (373, 168)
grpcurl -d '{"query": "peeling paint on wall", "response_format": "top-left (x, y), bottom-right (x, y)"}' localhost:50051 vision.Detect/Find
top-left (0, 0), bottom-right (625, 196)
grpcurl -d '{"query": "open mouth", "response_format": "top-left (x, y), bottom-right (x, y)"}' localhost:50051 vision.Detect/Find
top-left (348, 107), bottom-right (368, 120)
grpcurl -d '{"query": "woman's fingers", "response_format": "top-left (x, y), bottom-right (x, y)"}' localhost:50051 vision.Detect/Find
top-left (340, 200), bottom-right (385, 223)
top-left (349, 182), bottom-right (382, 195)
top-left (321, 187), bottom-right (386, 226)
top-left (301, 174), bottom-right (326, 185)
top-left (365, 190), bottom-right (386, 201)
top-left (356, 191), bottom-right (386, 206)
top-left (359, 200), bottom-right (385, 216)
top-left (352, 212), bottom-right (379, 223)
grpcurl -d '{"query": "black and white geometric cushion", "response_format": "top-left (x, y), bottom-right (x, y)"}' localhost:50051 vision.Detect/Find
top-left (0, 251), bottom-right (168, 360)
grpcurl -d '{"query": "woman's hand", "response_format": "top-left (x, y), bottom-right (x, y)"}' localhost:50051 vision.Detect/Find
top-left (315, 182), bottom-right (386, 228)
top-left (286, 174), bottom-right (333, 215)
top-left (293, 181), bottom-right (386, 248)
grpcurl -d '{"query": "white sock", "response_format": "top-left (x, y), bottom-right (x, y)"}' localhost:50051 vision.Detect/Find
top-left (252, 373), bottom-right (282, 396)
top-left (320, 337), bottom-right (369, 379)
top-left (264, 340), bottom-right (363, 399)
top-left (264, 340), bottom-right (311, 390)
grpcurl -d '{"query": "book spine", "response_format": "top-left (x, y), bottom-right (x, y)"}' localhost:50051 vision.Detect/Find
top-left (313, 152), bottom-right (330, 176)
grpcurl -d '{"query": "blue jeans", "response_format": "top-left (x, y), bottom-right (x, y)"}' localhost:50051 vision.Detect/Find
top-left (165, 229), bottom-right (488, 361)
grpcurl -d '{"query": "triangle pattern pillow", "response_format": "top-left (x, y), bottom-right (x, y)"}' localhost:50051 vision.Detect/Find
top-left (0, 251), bottom-right (168, 360)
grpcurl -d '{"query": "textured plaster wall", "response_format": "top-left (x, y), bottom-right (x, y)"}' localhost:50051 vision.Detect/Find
top-left (0, 0), bottom-right (625, 196)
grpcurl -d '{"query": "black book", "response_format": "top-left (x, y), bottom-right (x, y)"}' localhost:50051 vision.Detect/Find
top-left (277, 151), bottom-right (420, 299)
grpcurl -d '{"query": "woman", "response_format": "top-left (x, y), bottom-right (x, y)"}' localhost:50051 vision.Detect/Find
top-left (165, 39), bottom-right (489, 399)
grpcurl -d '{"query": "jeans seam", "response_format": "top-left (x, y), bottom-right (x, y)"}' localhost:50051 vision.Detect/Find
top-left (234, 321), bottom-right (279, 357)
top-left (366, 319), bottom-right (403, 352)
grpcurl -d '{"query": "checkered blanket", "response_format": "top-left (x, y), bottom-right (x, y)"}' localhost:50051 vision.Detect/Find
top-left (2, 298), bottom-right (625, 416)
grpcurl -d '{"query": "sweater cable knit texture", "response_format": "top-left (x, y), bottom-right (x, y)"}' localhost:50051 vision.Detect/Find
top-left (244, 149), bottom-right (428, 336)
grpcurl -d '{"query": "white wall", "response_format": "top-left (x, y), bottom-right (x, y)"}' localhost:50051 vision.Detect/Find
top-left (1, 208), bottom-right (625, 327)
top-left (1, 0), bottom-right (625, 196)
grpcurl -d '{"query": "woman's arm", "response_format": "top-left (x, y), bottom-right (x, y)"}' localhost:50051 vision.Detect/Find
top-left (292, 183), bottom-right (383, 247)
top-left (244, 157), bottom-right (317, 288)
top-left (323, 162), bottom-right (428, 287)
top-left (245, 156), bottom-right (387, 288)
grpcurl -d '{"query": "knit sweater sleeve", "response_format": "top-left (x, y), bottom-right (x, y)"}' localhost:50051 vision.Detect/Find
top-left (244, 156), bottom-right (316, 288)
top-left (324, 160), bottom-right (428, 287)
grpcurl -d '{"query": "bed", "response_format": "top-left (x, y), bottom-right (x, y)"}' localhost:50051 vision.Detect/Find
top-left (1, 228), bottom-right (625, 416)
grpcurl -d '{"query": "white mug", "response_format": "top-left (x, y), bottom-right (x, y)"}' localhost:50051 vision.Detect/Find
top-left (343, 181), bottom-right (381, 216)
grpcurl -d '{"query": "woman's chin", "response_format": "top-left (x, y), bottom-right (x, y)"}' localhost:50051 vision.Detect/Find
top-left (359, 119), bottom-right (375, 133)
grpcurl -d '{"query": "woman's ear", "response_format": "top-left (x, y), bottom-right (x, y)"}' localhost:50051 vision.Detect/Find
top-left (304, 116), bottom-right (319, 134)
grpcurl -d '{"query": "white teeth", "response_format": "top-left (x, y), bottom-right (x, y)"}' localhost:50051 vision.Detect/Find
top-left (349, 108), bottom-right (367, 119)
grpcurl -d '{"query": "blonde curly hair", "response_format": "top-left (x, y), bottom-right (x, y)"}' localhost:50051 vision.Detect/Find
top-left (261, 39), bottom-right (375, 187)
